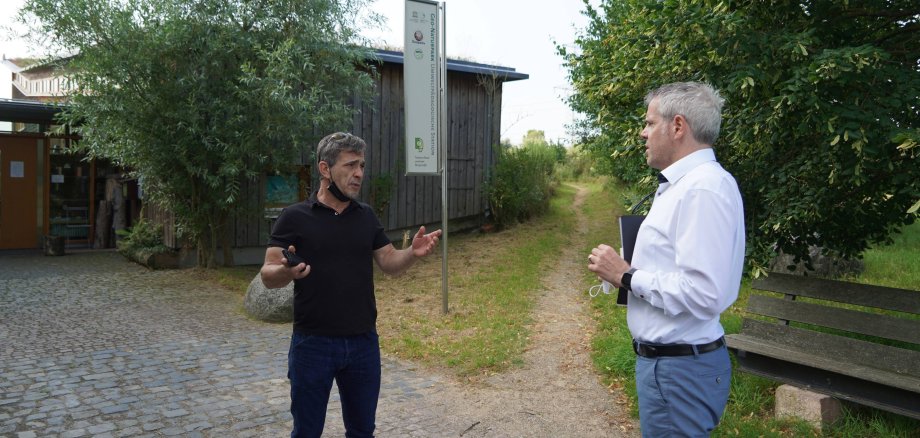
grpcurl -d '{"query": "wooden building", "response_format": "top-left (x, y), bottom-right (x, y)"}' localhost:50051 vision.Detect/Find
top-left (0, 50), bottom-right (528, 262)
top-left (1, 55), bottom-right (141, 252)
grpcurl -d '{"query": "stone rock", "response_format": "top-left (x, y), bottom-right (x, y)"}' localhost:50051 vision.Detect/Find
top-left (243, 274), bottom-right (293, 323)
top-left (775, 384), bottom-right (842, 431)
top-left (770, 245), bottom-right (864, 278)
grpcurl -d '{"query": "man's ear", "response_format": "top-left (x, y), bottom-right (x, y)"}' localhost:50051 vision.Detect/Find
top-left (318, 161), bottom-right (331, 179)
top-left (671, 114), bottom-right (688, 140)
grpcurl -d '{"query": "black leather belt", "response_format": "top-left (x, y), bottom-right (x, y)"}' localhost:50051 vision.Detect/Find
top-left (633, 337), bottom-right (725, 358)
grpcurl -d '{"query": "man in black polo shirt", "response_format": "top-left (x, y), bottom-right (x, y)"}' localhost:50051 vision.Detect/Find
top-left (260, 132), bottom-right (442, 438)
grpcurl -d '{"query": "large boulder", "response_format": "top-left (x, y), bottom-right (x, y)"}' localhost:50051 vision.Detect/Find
top-left (770, 246), bottom-right (864, 278)
top-left (243, 274), bottom-right (294, 323)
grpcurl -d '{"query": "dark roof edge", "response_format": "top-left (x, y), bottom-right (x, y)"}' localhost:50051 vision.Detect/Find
top-left (0, 98), bottom-right (64, 124)
top-left (371, 49), bottom-right (529, 82)
top-left (10, 50), bottom-right (529, 82)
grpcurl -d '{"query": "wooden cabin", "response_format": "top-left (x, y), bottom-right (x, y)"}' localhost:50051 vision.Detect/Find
top-left (0, 50), bottom-right (527, 263)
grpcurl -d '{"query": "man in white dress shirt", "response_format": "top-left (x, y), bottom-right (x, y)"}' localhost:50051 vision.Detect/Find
top-left (588, 82), bottom-right (745, 437)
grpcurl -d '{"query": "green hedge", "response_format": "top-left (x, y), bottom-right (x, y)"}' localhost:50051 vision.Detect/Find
top-left (487, 143), bottom-right (558, 228)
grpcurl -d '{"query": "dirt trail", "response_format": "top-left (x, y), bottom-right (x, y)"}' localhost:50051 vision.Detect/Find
top-left (402, 184), bottom-right (639, 437)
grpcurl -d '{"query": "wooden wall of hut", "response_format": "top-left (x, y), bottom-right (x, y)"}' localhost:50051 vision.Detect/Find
top-left (351, 62), bottom-right (502, 232)
top-left (150, 61), bottom-right (505, 250)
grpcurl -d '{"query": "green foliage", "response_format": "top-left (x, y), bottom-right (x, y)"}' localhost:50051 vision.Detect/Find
top-left (20, 0), bottom-right (380, 267)
top-left (369, 172), bottom-right (395, 220)
top-left (522, 129), bottom-right (567, 162)
top-left (116, 217), bottom-right (170, 258)
top-left (556, 144), bottom-right (602, 181)
top-left (560, 0), bottom-right (920, 273)
top-left (486, 141), bottom-right (559, 227)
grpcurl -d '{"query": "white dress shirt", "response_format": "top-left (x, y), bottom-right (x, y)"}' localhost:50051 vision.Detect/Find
top-left (628, 148), bottom-right (745, 345)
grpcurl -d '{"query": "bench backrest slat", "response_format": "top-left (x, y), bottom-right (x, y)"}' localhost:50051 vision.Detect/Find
top-left (741, 319), bottom-right (920, 379)
top-left (753, 272), bottom-right (920, 314)
top-left (746, 295), bottom-right (920, 345)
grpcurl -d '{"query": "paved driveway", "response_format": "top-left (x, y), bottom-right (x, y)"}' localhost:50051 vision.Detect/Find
top-left (0, 252), bottom-right (452, 437)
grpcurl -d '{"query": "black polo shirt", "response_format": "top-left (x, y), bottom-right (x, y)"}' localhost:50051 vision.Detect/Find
top-left (268, 195), bottom-right (391, 336)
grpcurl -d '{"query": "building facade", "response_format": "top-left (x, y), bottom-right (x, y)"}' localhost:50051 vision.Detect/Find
top-left (0, 51), bottom-right (527, 260)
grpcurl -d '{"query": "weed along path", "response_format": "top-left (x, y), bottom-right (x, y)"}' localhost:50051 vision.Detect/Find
top-left (381, 184), bottom-right (639, 437)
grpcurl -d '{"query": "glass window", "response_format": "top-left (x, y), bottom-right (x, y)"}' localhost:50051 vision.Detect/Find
top-left (49, 139), bottom-right (91, 244)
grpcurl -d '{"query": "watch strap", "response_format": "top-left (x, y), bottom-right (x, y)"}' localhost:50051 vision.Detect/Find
top-left (622, 267), bottom-right (637, 290)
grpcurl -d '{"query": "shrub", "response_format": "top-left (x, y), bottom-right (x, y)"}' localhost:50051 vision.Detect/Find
top-left (116, 218), bottom-right (170, 259)
top-left (555, 146), bottom-right (597, 181)
top-left (487, 142), bottom-right (558, 228)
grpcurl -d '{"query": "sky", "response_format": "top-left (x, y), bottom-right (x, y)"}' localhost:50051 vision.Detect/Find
top-left (1, 0), bottom-right (595, 145)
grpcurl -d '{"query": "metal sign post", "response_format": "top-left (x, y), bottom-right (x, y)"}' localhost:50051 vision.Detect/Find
top-left (405, 0), bottom-right (448, 314)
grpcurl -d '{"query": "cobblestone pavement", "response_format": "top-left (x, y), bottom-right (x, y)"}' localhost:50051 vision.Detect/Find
top-left (0, 251), bottom-right (475, 437)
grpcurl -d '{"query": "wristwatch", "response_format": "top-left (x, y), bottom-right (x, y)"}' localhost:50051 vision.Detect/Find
top-left (621, 267), bottom-right (637, 291)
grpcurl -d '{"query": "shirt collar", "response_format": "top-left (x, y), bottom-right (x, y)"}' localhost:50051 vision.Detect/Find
top-left (307, 192), bottom-right (363, 213)
top-left (659, 148), bottom-right (717, 186)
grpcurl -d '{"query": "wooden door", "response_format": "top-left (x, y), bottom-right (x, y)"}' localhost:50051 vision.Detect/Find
top-left (0, 137), bottom-right (40, 249)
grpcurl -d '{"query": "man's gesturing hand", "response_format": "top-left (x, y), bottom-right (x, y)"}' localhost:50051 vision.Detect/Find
top-left (411, 226), bottom-right (443, 258)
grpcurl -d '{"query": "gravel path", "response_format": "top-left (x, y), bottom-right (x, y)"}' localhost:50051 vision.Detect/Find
top-left (384, 184), bottom-right (639, 437)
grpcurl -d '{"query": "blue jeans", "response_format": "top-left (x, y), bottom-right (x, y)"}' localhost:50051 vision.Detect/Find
top-left (635, 344), bottom-right (731, 437)
top-left (288, 331), bottom-right (381, 438)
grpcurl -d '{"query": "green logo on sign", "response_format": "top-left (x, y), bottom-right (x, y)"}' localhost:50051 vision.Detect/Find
top-left (414, 137), bottom-right (424, 152)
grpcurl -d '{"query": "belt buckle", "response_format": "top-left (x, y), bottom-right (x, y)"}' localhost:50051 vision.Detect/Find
top-left (634, 340), bottom-right (664, 358)
top-left (634, 342), bottom-right (658, 358)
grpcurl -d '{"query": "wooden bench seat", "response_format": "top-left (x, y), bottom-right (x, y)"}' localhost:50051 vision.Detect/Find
top-left (726, 272), bottom-right (920, 420)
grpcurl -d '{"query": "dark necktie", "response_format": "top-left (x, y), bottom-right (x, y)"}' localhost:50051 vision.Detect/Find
top-left (657, 173), bottom-right (669, 184)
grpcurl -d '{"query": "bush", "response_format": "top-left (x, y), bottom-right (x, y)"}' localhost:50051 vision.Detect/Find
top-left (555, 146), bottom-right (597, 181)
top-left (116, 218), bottom-right (170, 259)
top-left (487, 142), bottom-right (558, 228)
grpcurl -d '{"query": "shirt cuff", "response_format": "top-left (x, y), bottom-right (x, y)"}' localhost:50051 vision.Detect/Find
top-left (629, 269), bottom-right (657, 305)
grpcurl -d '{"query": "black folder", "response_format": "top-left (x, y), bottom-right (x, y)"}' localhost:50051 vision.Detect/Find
top-left (617, 215), bottom-right (646, 305)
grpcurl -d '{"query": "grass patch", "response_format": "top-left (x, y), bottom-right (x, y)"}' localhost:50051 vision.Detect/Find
top-left (374, 183), bottom-right (577, 377)
top-left (578, 179), bottom-right (637, 412)
top-left (847, 221), bottom-right (920, 289)
top-left (581, 179), bottom-right (920, 436)
top-left (204, 265), bottom-right (261, 297)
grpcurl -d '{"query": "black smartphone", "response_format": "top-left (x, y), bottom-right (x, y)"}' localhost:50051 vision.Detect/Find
top-left (281, 249), bottom-right (306, 267)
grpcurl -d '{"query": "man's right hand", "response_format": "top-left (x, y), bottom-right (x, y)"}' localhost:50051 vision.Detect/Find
top-left (284, 246), bottom-right (310, 276)
top-left (261, 246), bottom-right (310, 288)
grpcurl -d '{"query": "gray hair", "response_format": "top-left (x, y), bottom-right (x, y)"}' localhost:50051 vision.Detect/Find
top-left (645, 82), bottom-right (724, 145)
top-left (316, 132), bottom-right (366, 168)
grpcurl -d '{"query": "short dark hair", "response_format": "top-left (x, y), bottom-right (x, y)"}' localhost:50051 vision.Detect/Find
top-left (316, 132), bottom-right (366, 168)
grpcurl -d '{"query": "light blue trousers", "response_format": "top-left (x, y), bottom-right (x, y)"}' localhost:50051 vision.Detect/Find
top-left (635, 344), bottom-right (731, 437)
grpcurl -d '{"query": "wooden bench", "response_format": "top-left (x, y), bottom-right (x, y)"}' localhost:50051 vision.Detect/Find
top-left (726, 272), bottom-right (920, 420)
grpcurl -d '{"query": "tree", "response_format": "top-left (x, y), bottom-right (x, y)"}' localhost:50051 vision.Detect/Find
top-left (521, 129), bottom-right (566, 162)
top-left (19, 0), bottom-right (379, 267)
top-left (522, 129), bottom-right (548, 146)
top-left (560, 0), bottom-right (920, 275)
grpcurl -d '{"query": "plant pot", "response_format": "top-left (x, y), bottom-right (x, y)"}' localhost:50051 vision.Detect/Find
top-left (44, 235), bottom-right (65, 256)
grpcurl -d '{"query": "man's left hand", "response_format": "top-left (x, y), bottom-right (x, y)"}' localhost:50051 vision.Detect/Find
top-left (588, 244), bottom-right (630, 287)
top-left (411, 226), bottom-right (443, 257)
